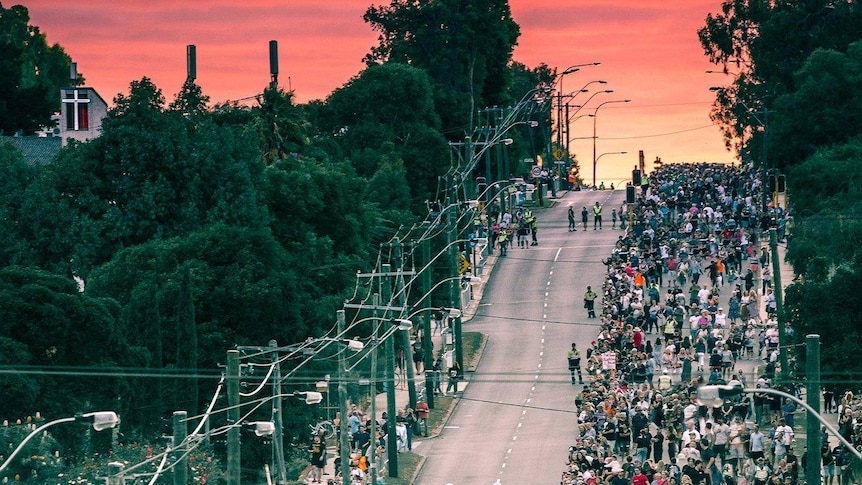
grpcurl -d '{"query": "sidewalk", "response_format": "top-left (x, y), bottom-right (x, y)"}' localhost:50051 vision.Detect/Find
top-left (311, 248), bottom-right (500, 483)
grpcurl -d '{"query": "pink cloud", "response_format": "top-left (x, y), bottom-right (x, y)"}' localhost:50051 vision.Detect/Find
top-left (23, 0), bottom-right (735, 178)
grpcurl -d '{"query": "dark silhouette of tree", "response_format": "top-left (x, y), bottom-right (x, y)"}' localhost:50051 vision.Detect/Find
top-left (0, 4), bottom-right (77, 134)
top-left (364, 0), bottom-right (520, 137)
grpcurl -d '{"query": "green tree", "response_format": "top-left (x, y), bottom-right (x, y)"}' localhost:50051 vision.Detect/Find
top-left (174, 267), bottom-right (198, 411)
top-left (783, 136), bottom-right (862, 277)
top-left (0, 140), bottom-right (39, 266)
top-left (320, 63), bottom-right (448, 210)
top-left (785, 258), bottom-right (862, 395)
top-left (263, 157), bottom-right (377, 310)
top-left (365, 156), bottom-right (416, 232)
top-left (0, 4), bottom-right (76, 134)
top-left (31, 77), bottom-right (268, 277)
top-left (254, 86), bottom-right (309, 165)
top-left (86, 224), bottom-right (303, 356)
top-left (169, 78), bottom-right (210, 118)
top-left (0, 266), bottom-right (125, 421)
top-left (769, 43), bottom-right (862, 167)
top-left (698, 0), bottom-right (862, 162)
top-left (363, 0), bottom-right (520, 136)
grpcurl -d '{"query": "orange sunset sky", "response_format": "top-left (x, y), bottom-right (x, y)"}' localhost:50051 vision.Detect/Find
top-left (23, 0), bottom-right (738, 183)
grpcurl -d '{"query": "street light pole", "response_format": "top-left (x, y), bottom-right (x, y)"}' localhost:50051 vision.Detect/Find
top-left (806, 334), bottom-right (821, 485)
top-left (563, 80), bottom-right (606, 154)
top-left (592, 99), bottom-right (631, 188)
top-left (270, 339), bottom-right (288, 485)
top-left (336, 310), bottom-right (351, 485)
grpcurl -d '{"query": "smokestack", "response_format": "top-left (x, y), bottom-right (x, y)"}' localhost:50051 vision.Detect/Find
top-left (186, 45), bottom-right (197, 81)
top-left (269, 40), bottom-right (278, 88)
top-left (70, 62), bottom-right (78, 85)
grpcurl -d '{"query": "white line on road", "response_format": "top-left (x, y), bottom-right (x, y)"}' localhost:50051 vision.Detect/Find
top-left (554, 247), bottom-right (562, 262)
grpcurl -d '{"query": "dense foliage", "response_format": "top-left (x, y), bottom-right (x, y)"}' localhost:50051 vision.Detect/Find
top-left (0, 4), bottom-right (76, 134)
top-left (700, 1), bottom-right (862, 389)
top-left (364, 0), bottom-right (520, 138)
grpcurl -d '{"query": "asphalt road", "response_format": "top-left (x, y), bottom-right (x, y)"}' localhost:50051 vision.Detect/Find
top-left (415, 189), bottom-right (626, 485)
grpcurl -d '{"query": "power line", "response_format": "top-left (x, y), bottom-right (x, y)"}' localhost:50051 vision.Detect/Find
top-left (602, 125), bottom-right (717, 141)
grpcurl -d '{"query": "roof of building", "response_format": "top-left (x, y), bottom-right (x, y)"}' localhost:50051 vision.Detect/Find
top-left (1, 136), bottom-right (62, 166)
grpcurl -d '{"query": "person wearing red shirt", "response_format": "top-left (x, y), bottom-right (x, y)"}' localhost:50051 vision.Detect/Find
top-left (631, 468), bottom-right (649, 485)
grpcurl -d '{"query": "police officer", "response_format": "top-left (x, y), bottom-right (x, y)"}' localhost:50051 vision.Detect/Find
top-left (584, 286), bottom-right (598, 318)
top-left (567, 343), bottom-right (583, 384)
top-left (593, 201), bottom-right (603, 230)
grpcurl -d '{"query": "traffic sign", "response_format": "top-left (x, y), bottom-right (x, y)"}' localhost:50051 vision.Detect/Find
top-left (458, 254), bottom-right (471, 274)
top-left (530, 165), bottom-right (542, 178)
top-left (553, 147), bottom-right (566, 161)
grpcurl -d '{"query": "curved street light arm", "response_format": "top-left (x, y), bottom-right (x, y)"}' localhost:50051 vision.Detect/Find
top-left (698, 385), bottom-right (861, 459)
top-left (0, 417), bottom-right (76, 473)
top-left (0, 412), bottom-right (120, 474)
top-left (568, 90), bottom-right (614, 121)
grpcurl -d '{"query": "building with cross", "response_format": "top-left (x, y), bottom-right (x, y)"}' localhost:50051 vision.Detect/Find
top-left (2, 84), bottom-right (108, 165)
top-left (59, 86), bottom-right (108, 146)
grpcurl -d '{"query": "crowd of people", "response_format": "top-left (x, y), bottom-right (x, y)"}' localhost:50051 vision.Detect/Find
top-left (555, 163), bottom-right (858, 485)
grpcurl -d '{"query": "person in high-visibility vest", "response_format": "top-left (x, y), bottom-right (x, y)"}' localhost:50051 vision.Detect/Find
top-left (584, 286), bottom-right (598, 318)
top-left (658, 369), bottom-right (672, 390)
top-left (593, 201), bottom-right (603, 230)
top-left (567, 343), bottom-right (583, 384)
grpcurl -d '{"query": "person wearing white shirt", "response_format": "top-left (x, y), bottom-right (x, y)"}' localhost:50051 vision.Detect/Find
top-left (714, 308), bottom-right (727, 328)
top-left (681, 420), bottom-right (701, 447)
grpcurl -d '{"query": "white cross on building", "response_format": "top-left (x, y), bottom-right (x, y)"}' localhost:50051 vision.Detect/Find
top-left (62, 89), bottom-right (90, 131)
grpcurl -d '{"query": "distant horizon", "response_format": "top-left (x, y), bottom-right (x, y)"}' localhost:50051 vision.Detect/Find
top-left (23, 0), bottom-right (738, 181)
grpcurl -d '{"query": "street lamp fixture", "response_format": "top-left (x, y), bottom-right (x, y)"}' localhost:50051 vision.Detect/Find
top-left (0, 411), bottom-right (120, 474)
top-left (248, 421), bottom-right (276, 437)
top-left (560, 62), bottom-right (601, 76)
top-left (291, 391), bottom-right (324, 405)
top-left (596, 151), bottom-right (628, 162)
top-left (391, 318), bottom-right (413, 331)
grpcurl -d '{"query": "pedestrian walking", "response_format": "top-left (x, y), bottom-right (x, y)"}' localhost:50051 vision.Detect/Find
top-left (568, 205), bottom-right (577, 231)
top-left (446, 360), bottom-right (461, 394)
